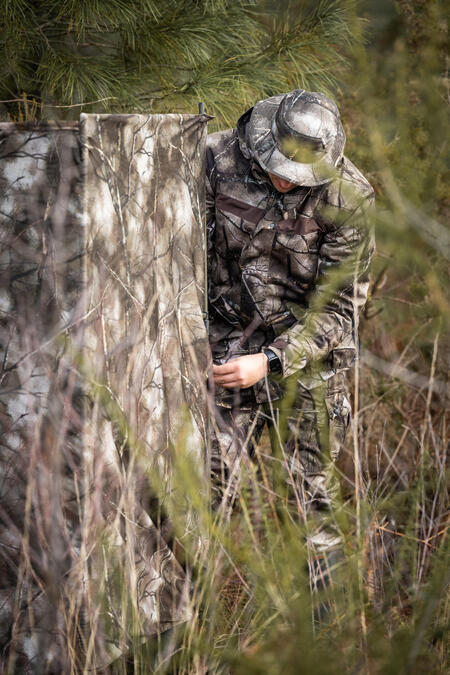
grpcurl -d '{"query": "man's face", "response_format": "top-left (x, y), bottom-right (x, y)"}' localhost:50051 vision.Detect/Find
top-left (267, 172), bottom-right (298, 193)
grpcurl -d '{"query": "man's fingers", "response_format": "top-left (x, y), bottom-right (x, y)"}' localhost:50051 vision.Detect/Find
top-left (213, 364), bottom-right (243, 388)
top-left (213, 362), bottom-right (238, 375)
top-left (215, 380), bottom-right (241, 389)
top-left (213, 368), bottom-right (241, 383)
top-left (212, 361), bottom-right (243, 388)
top-left (213, 373), bottom-right (237, 384)
top-left (212, 354), bottom-right (266, 390)
top-left (214, 379), bottom-right (240, 387)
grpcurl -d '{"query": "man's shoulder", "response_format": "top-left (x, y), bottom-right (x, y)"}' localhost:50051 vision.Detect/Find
top-left (206, 128), bottom-right (245, 174)
top-left (206, 127), bottom-right (237, 151)
top-left (324, 156), bottom-right (374, 213)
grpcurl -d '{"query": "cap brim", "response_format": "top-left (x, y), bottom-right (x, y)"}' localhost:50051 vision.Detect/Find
top-left (255, 144), bottom-right (337, 187)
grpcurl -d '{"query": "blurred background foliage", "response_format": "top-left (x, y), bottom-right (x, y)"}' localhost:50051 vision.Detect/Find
top-left (342, 0), bottom-right (448, 359)
top-left (0, 0), bottom-right (448, 673)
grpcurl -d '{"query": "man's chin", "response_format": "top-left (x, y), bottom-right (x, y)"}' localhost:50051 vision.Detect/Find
top-left (267, 172), bottom-right (298, 192)
top-left (274, 183), bottom-right (296, 193)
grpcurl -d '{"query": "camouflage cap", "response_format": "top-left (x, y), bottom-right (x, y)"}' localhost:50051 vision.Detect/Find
top-left (242, 89), bottom-right (346, 187)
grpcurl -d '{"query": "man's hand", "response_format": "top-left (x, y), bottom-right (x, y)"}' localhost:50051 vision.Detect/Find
top-left (212, 354), bottom-right (268, 389)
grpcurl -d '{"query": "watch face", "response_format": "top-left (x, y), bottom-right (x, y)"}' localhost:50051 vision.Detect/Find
top-left (264, 349), bottom-right (282, 374)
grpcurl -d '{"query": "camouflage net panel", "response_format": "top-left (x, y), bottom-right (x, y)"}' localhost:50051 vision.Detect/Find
top-left (0, 114), bottom-right (210, 672)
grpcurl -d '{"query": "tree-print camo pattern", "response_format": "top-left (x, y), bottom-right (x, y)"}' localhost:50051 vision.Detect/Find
top-left (0, 114), bottom-right (210, 672)
top-left (206, 110), bottom-right (375, 408)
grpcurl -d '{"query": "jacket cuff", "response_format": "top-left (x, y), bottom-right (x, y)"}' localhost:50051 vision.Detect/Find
top-left (268, 340), bottom-right (307, 378)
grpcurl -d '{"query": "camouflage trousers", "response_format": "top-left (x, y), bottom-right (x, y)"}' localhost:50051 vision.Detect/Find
top-left (210, 372), bottom-right (351, 589)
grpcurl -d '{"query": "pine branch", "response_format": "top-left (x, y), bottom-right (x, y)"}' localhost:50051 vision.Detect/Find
top-left (0, 0), bottom-right (365, 124)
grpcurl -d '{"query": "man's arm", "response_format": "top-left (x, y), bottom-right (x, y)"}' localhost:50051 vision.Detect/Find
top-left (269, 189), bottom-right (375, 378)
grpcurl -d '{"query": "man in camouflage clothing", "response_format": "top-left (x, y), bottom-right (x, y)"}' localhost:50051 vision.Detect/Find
top-left (206, 90), bottom-right (375, 586)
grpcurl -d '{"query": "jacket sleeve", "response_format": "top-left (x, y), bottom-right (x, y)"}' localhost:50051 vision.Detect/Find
top-left (270, 190), bottom-right (375, 378)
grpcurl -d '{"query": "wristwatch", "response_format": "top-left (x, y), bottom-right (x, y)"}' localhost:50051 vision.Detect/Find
top-left (262, 348), bottom-right (282, 374)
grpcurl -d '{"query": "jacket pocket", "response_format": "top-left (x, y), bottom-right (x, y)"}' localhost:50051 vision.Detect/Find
top-left (274, 216), bottom-right (321, 252)
top-left (324, 390), bottom-right (351, 460)
top-left (270, 217), bottom-right (321, 284)
top-left (330, 347), bottom-right (356, 371)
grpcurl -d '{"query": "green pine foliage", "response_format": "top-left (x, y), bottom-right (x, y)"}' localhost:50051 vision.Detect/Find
top-left (0, 0), bottom-right (364, 127)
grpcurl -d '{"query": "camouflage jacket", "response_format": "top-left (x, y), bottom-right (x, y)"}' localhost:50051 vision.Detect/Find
top-left (206, 115), bottom-right (375, 406)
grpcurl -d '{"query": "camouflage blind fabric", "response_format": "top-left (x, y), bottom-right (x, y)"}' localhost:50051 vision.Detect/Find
top-left (0, 114), bottom-right (210, 672)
